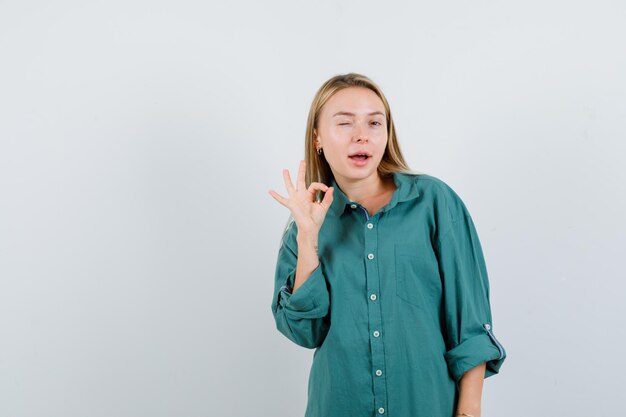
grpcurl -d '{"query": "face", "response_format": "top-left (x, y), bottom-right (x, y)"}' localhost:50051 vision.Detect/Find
top-left (314, 87), bottom-right (388, 183)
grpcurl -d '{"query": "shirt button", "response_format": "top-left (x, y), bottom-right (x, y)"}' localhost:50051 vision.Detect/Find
top-left (373, 330), bottom-right (380, 337)
top-left (350, 204), bottom-right (357, 209)
top-left (370, 293), bottom-right (377, 301)
top-left (375, 369), bottom-right (383, 376)
top-left (367, 223), bottom-right (373, 229)
top-left (367, 253), bottom-right (375, 260)
top-left (378, 407), bottom-right (385, 414)
top-left (485, 323), bottom-right (491, 330)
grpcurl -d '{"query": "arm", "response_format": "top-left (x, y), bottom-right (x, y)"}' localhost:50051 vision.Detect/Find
top-left (456, 362), bottom-right (486, 417)
top-left (270, 219), bottom-right (330, 349)
top-left (268, 160), bottom-right (335, 348)
top-left (293, 231), bottom-right (320, 293)
top-left (433, 183), bottom-right (506, 385)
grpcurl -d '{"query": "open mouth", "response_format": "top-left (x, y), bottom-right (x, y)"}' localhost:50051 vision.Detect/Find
top-left (348, 152), bottom-right (372, 166)
top-left (348, 153), bottom-right (371, 161)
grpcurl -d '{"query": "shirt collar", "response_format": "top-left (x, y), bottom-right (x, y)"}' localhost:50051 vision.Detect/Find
top-left (327, 171), bottom-right (420, 218)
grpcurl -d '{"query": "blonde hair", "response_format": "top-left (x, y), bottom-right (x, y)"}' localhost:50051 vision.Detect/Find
top-left (304, 73), bottom-right (419, 195)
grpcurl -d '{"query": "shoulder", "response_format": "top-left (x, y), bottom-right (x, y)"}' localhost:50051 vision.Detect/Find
top-left (404, 172), bottom-right (465, 204)
top-left (414, 173), bottom-right (452, 192)
top-left (400, 171), bottom-right (472, 223)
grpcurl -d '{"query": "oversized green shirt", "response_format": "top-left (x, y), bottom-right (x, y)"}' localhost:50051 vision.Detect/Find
top-left (271, 171), bottom-right (506, 417)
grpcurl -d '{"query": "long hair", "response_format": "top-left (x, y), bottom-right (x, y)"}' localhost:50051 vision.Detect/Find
top-left (304, 73), bottom-right (419, 198)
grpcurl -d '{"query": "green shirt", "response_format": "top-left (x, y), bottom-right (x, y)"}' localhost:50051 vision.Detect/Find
top-left (271, 171), bottom-right (506, 417)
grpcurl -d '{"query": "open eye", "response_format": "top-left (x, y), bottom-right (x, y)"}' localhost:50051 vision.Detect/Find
top-left (372, 121), bottom-right (382, 126)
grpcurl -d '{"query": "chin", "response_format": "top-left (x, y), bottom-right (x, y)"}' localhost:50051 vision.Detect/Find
top-left (344, 168), bottom-right (378, 180)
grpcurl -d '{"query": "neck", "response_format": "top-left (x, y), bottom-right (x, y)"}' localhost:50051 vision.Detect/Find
top-left (334, 172), bottom-right (394, 203)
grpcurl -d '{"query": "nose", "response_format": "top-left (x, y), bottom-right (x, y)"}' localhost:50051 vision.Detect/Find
top-left (352, 123), bottom-right (369, 143)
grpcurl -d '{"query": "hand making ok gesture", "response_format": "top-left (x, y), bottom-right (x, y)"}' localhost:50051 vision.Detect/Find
top-left (268, 160), bottom-right (334, 235)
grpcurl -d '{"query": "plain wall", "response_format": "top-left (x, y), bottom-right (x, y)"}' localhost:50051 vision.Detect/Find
top-left (1, 1), bottom-right (625, 416)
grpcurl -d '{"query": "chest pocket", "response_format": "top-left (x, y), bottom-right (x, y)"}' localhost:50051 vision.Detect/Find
top-left (394, 243), bottom-right (441, 309)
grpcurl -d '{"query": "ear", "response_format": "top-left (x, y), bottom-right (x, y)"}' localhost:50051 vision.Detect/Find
top-left (313, 129), bottom-right (321, 146)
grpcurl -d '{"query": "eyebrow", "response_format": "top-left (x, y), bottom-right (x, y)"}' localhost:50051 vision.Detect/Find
top-left (332, 111), bottom-right (386, 117)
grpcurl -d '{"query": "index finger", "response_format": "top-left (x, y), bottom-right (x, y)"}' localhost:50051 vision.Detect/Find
top-left (296, 160), bottom-right (306, 190)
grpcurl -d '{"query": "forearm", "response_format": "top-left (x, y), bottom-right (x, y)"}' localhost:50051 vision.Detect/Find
top-left (293, 232), bottom-right (319, 293)
top-left (456, 362), bottom-right (486, 417)
top-left (273, 230), bottom-right (330, 348)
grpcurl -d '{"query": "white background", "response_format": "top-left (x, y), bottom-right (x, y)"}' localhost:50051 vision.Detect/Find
top-left (1, 1), bottom-right (625, 416)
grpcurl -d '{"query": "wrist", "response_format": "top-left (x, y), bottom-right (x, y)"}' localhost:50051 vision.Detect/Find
top-left (297, 232), bottom-right (319, 246)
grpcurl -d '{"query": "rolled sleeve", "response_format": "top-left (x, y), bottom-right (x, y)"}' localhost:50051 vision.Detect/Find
top-left (278, 263), bottom-right (330, 316)
top-left (444, 323), bottom-right (506, 382)
top-left (271, 217), bottom-right (330, 348)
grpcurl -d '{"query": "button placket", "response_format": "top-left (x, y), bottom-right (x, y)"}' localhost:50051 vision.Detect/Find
top-left (364, 215), bottom-right (387, 415)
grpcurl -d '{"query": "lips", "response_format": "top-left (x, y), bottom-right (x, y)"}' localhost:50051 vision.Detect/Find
top-left (348, 151), bottom-right (371, 167)
top-left (348, 151), bottom-right (372, 160)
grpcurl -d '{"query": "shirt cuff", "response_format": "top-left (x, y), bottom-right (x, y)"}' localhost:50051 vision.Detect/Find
top-left (278, 263), bottom-right (328, 313)
top-left (444, 324), bottom-right (507, 382)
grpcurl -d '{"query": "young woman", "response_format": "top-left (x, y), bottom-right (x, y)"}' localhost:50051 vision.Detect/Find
top-left (268, 73), bottom-right (506, 417)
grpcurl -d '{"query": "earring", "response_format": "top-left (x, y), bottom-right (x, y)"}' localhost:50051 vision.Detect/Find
top-left (317, 148), bottom-right (323, 155)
